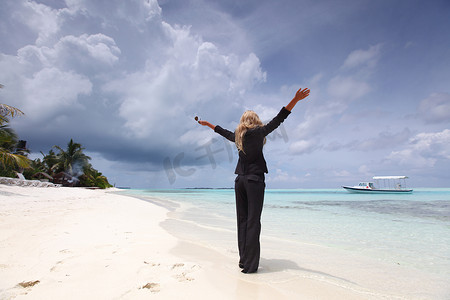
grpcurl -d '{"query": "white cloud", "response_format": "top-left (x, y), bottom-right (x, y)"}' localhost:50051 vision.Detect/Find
top-left (64, 0), bottom-right (162, 26)
top-left (412, 129), bottom-right (450, 159)
top-left (106, 24), bottom-right (265, 142)
top-left (386, 129), bottom-right (450, 167)
top-left (323, 129), bottom-right (412, 152)
top-left (57, 34), bottom-right (121, 66)
top-left (287, 44), bottom-right (380, 156)
top-left (341, 44), bottom-right (382, 70)
top-left (22, 67), bottom-right (92, 119)
top-left (232, 53), bottom-right (267, 94)
top-left (17, 33), bottom-right (121, 71)
top-left (289, 139), bottom-right (319, 155)
top-left (351, 128), bottom-right (412, 152)
top-left (267, 168), bottom-right (301, 183)
top-left (179, 128), bottom-right (218, 148)
top-left (289, 72), bottom-right (370, 143)
top-left (418, 93), bottom-right (450, 124)
top-left (358, 165), bottom-right (371, 176)
top-left (3, 30), bottom-right (118, 124)
top-left (250, 104), bottom-right (278, 122)
top-left (327, 76), bottom-right (371, 102)
top-left (332, 170), bottom-right (352, 177)
top-left (17, 0), bottom-right (60, 45)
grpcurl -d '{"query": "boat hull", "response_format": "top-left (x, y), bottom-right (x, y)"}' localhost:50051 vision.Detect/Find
top-left (342, 186), bottom-right (413, 194)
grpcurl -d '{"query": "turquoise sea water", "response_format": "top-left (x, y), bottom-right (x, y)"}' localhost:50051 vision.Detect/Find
top-left (118, 188), bottom-right (450, 297)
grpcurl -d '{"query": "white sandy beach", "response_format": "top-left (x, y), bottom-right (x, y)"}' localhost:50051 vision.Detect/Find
top-left (0, 185), bottom-right (442, 299)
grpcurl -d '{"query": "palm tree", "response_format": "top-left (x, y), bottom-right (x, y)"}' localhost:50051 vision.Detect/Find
top-left (53, 139), bottom-right (91, 176)
top-left (40, 150), bottom-right (59, 175)
top-left (0, 103), bottom-right (24, 124)
top-left (0, 126), bottom-right (30, 170)
top-left (0, 84), bottom-right (30, 171)
top-left (81, 166), bottom-right (112, 189)
top-left (23, 150), bottom-right (57, 179)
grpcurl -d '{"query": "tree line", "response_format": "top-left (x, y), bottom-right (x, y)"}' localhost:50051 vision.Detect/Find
top-left (0, 84), bottom-right (112, 189)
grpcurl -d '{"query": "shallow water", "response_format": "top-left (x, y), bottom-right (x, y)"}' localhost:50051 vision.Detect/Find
top-left (119, 188), bottom-right (450, 298)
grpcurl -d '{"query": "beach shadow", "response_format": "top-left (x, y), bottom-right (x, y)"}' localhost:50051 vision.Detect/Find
top-left (259, 258), bottom-right (301, 273)
top-left (259, 258), bottom-right (355, 284)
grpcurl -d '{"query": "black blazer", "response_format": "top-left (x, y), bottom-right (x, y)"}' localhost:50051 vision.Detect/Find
top-left (214, 107), bottom-right (291, 175)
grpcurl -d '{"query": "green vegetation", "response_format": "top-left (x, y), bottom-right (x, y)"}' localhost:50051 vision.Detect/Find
top-left (1, 84), bottom-right (112, 188)
top-left (0, 103), bottom-right (30, 176)
top-left (27, 139), bottom-right (112, 189)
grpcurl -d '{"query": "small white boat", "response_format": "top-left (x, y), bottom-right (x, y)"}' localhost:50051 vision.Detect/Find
top-left (343, 176), bottom-right (413, 193)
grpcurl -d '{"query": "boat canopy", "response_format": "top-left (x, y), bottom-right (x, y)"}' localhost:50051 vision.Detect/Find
top-left (372, 176), bottom-right (408, 180)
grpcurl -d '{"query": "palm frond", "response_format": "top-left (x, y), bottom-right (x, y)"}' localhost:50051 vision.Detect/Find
top-left (0, 104), bottom-right (24, 118)
top-left (0, 149), bottom-right (30, 169)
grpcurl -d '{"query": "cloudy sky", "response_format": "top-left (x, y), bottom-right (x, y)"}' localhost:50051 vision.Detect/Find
top-left (1, 0), bottom-right (449, 188)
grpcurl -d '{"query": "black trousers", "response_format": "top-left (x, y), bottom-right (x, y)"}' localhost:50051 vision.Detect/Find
top-left (234, 174), bottom-right (265, 273)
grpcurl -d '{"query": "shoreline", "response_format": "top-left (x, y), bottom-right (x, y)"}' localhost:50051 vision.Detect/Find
top-left (1, 185), bottom-right (447, 299)
top-left (120, 188), bottom-right (450, 299)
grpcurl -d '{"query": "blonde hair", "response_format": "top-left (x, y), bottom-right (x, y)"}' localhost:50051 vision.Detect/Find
top-left (235, 110), bottom-right (266, 153)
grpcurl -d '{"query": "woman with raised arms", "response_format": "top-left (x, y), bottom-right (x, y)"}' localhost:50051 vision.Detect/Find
top-left (198, 87), bottom-right (311, 273)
